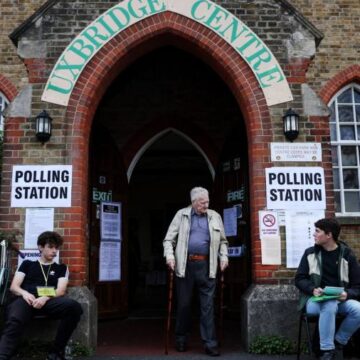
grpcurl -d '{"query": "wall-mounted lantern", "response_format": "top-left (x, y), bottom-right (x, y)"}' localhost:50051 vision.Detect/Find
top-left (283, 108), bottom-right (299, 142)
top-left (35, 110), bottom-right (52, 144)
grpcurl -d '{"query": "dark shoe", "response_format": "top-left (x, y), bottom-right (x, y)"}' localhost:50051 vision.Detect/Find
top-left (205, 346), bottom-right (220, 356)
top-left (334, 341), bottom-right (344, 360)
top-left (175, 342), bottom-right (186, 352)
top-left (320, 350), bottom-right (335, 360)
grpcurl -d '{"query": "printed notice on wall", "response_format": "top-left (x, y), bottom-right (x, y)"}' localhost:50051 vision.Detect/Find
top-left (25, 208), bottom-right (54, 249)
top-left (100, 202), bottom-right (121, 241)
top-left (99, 241), bottom-right (121, 281)
top-left (259, 210), bottom-right (281, 265)
top-left (266, 167), bottom-right (326, 210)
top-left (271, 143), bottom-right (322, 162)
top-left (261, 235), bottom-right (281, 265)
top-left (11, 165), bottom-right (72, 208)
top-left (285, 210), bottom-right (324, 268)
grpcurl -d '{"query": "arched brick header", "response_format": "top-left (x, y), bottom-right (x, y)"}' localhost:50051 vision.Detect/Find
top-left (0, 74), bottom-right (18, 101)
top-left (64, 12), bottom-right (273, 284)
top-left (320, 64), bottom-right (360, 103)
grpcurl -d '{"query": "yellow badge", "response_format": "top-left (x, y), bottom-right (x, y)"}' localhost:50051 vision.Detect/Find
top-left (36, 286), bottom-right (56, 297)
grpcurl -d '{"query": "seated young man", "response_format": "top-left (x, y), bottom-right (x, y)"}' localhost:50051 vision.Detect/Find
top-left (295, 218), bottom-right (360, 360)
top-left (0, 231), bottom-right (83, 360)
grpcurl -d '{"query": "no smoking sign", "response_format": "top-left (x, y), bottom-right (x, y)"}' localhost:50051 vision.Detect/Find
top-left (259, 211), bottom-right (279, 236)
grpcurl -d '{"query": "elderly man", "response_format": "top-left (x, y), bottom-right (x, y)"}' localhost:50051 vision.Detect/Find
top-left (163, 187), bottom-right (228, 356)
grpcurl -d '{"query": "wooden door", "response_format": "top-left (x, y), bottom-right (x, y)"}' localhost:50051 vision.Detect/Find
top-left (89, 125), bottom-right (128, 318)
top-left (212, 126), bottom-right (251, 315)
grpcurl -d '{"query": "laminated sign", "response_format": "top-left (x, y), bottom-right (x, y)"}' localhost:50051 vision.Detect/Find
top-left (265, 167), bottom-right (326, 210)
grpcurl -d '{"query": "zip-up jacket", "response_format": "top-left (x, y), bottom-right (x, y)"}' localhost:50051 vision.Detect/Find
top-left (295, 242), bottom-right (360, 310)
top-left (163, 206), bottom-right (228, 278)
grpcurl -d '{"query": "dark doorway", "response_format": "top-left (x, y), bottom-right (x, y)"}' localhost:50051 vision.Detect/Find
top-left (89, 44), bottom-right (250, 353)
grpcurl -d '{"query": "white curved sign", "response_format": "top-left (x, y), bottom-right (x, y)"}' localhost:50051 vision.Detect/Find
top-left (42, 0), bottom-right (293, 106)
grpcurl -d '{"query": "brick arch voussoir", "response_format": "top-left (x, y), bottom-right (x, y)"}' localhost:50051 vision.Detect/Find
top-left (65, 11), bottom-right (271, 259)
top-left (320, 64), bottom-right (360, 104)
top-left (0, 74), bottom-right (18, 101)
top-left (68, 12), bottom-right (268, 144)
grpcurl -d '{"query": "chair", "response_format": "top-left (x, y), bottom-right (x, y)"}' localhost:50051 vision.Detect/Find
top-left (297, 311), bottom-right (318, 360)
top-left (297, 310), bottom-right (346, 360)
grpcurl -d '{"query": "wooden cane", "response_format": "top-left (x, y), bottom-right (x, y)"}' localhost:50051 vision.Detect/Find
top-left (218, 271), bottom-right (225, 347)
top-left (165, 270), bottom-right (174, 355)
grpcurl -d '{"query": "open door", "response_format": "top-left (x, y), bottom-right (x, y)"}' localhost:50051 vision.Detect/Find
top-left (89, 124), bottom-right (128, 318)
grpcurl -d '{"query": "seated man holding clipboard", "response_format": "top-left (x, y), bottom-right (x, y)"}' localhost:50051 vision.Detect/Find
top-left (0, 231), bottom-right (83, 360)
top-left (295, 218), bottom-right (360, 360)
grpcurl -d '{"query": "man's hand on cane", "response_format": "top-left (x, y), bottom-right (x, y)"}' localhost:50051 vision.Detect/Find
top-left (220, 260), bottom-right (228, 272)
top-left (167, 259), bottom-right (175, 271)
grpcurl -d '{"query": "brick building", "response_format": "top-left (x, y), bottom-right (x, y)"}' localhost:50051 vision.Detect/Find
top-left (0, 0), bottom-right (359, 351)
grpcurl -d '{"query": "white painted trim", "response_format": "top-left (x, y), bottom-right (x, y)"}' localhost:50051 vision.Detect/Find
top-left (127, 128), bottom-right (215, 182)
top-left (41, 0), bottom-right (293, 107)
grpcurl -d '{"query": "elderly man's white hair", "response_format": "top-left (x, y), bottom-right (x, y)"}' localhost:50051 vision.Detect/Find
top-left (190, 187), bottom-right (209, 202)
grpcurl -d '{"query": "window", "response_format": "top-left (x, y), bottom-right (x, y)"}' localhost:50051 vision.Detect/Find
top-left (329, 84), bottom-right (360, 215)
top-left (0, 92), bottom-right (9, 133)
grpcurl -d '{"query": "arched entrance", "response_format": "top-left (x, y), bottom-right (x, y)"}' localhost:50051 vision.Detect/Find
top-left (88, 45), bottom-right (251, 352)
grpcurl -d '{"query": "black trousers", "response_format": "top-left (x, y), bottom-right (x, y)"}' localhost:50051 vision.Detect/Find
top-left (175, 260), bottom-right (217, 348)
top-left (0, 296), bottom-right (83, 359)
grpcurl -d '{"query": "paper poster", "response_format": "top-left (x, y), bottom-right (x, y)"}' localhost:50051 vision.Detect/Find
top-left (101, 202), bottom-right (121, 241)
top-left (261, 235), bottom-right (281, 265)
top-left (223, 207), bottom-right (237, 237)
top-left (285, 210), bottom-right (324, 268)
top-left (25, 208), bottom-right (54, 248)
top-left (266, 167), bottom-right (326, 210)
top-left (259, 211), bottom-right (279, 237)
top-left (11, 165), bottom-right (72, 207)
top-left (99, 241), bottom-right (121, 281)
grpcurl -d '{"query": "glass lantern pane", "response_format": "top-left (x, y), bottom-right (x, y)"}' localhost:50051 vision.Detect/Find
top-left (344, 192), bottom-right (360, 212)
top-left (334, 191), bottom-right (341, 213)
top-left (343, 169), bottom-right (359, 189)
top-left (338, 105), bottom-right (354, 122)
top-left (355, 88), bottom-right (360, 103)
top-left (331, 146), bottom-right (338, 165)
top-left (332, 168), bottom-right (340, 189)
top-left (357, 126), bottom-right (360, 140)
top-left (341, 146), bottom-right (357, 166)
top-left (356, 106), bottom-right (360, 122)
top-left (340, 125), bottom-right (355, 140)
top-left (338, 88), bottom-right (352, 103)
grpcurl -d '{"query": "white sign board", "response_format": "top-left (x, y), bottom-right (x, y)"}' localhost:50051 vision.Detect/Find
top-left (285, 210), bottom-right (324, 268)
top-left (25, 208), bottom-right (54, 248)
top-left (266, 167), bottom-right (326, 210)
top-left (11, 165), bottom-right (72, 208)
top-left (271, 143), bottom-right (322, 162)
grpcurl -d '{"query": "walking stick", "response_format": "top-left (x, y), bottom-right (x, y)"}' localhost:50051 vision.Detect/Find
top-left (165, 269), bottom-right (174, 355)
top-left (218, 271), bottom-right (225, 347)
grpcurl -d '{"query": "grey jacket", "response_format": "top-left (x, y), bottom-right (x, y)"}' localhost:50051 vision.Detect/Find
top-left (163, 206), bottom-right (228, 278)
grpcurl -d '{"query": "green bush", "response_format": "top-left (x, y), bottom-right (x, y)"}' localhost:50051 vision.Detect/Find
top-left (249, 335), bottom-right (296, 355)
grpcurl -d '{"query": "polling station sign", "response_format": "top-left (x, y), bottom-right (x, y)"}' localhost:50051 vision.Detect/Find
top-left (11, 165), bottom-right (72, 207)
top-left (266, 167), bottom-right (326, 210)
